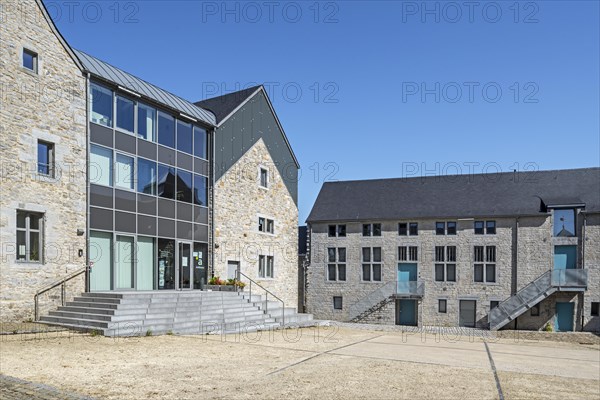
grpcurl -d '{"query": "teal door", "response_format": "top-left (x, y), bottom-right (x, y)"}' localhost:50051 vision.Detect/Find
top-left (554, 245), bottom-right (577, 270)
top-left (396, 300), bottom-right (417, 326)
top-left (397, 263), bottom-right (417, 294)
top-left (555, 302), bottom-right (574, 332)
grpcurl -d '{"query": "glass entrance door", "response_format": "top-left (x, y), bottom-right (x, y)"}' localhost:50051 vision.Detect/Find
top-left (178, 242), bottom-right (192, 290)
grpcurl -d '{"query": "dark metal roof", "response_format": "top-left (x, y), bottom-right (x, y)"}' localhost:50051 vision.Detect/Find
top-left (307, 168), bottom-right (600, 223)
top-left (75, 50), bottom-right (216, 126)
top-left (195, 86), bottom-right (261, 124)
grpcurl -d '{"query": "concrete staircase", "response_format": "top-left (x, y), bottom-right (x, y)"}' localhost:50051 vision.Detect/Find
top-left (39, 291), bottom-right (313, 336)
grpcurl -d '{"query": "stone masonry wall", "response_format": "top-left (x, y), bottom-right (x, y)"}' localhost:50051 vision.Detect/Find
top-left (213, 139), bottom-right (299, 308)
top-left (582, 213), bottom-right (600, 332)
top-left (0, 0), bottom-right (87, 322)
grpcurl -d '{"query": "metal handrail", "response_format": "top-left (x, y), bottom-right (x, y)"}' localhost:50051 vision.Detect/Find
top-left (34, 267), bottom-right (87, 321)
top-left (236, 271), bottom-right (285, 327)
top-left (347, 281), bottom-right (396, 322)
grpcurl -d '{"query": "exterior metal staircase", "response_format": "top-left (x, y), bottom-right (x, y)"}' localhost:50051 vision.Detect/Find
top-left (348, 280), bottom-right (425, 322)
top-left (488, 269), bottom-right (588, 331)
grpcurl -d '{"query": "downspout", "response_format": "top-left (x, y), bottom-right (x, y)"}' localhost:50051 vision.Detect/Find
top-left (210, 126), bottom-right (216, 281)
top-left (85, 72), bottom-right (91, 293)
top-left (581, 212), bottom-right (587, 331)
top-left (514, 216), bottom-right (519, 330)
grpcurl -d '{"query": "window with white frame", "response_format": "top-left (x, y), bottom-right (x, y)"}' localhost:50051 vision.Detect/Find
top-left (328, 224), bottom-right (346, 237)
top-left (16, 211), bottom-right (43, 262)
top-left (434, 246), bottom-right (456, 282)
top-left (436, 221), bottom-right (456, 235)
top-left (258, 217), bottom-right (275, 234)
top-left (474, 245), bottom-right (496, 283)
top-left (398, 246), bottom-right (418, 262)
top-left (362, 223), bottom-right (382, 237)
top-left (258, 255), bottom-right (274, 278)
top-left (333, 296), bottom-right (343, 310)
top-left (362, 247), bottom-right (382, 281)
top-left (259, 167), bottom-right (269, 188)
top-left (327, 247), bottom-right (346, 281)
top-left (475, 220), bottom-right (496, 235)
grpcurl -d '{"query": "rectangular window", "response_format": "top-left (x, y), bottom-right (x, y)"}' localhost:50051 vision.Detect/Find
top-left (327, 248), bottom-right (346, 281)
top-left (438, 299), bottom-right (447, 313)
top-left (158, 164), bottom-right (176, 199)
top-left (364, 223), bottom-right (381, 236)
top-left (446, 264), bottom-right (456, 282)
top-left (373, 223), bottom-right (382, 236)
top-left (485, 264), bottom-right (496, 283)
top-left (267, 219), bottom-right (274, 234)
top-left (486, 221), bottom-right (496, 235)
top-left (362, 224), bottom-right (371, 236)
top-left (193, 175), bottom-right (208, 206)
top-left (486, 246), bottom-right (496, 262)
top-left (474, 264), bottom-right (484, 282)
top-left (435, 264), bottom-right (445, 281)
top-left (490, 301), bottom-right (499, 310)
top-left (398, 223), bottom-right (407, 236)
top-left (115, 153), bottom-right (135, 190)
top-left (267, 256), bottom-right (274, 278)
top-left (328, 224), bottom-right (346, 237)
top-left (259, 218), bottom-right (266, 233)
top-left (474, 246), bottom-right (496, 283)
top-left (116, 95), bottom-right (135, 133)
top-left (409, 246), bottom-right (418, 261)
top-left (327, 264), bottom-right (337, 281)
top-left (362, 264), bottom-right (371, 281)
top-left (258, 217), bottom-right (274, 234)
top-left (137, 158), bottom-right (157, 195)
top-left (591, 302), bottom-right (599, 317)
top-left (37, 140), bottom-right (54, 177)
top-left (362, 247), bottom-right (381, 281)
top-left (258, 255), bottom-right (274, 278)
top-left (16, 211), bottom-right (43, 262)
top-left (260, 168), bottom-right (268, 188)
top-left (22, 48), bottom-right (38, 72)
top-left (435, 246), bottom-right (445, 262)
top-left (90, 83), bottom-right (113, 127)
top-left (176, 169), bottom-right (193, 203)
top-left (328, 225), bottom-right (336, 237)
top-left (436, 222), bottom-right (445, 235)
top-left (474, 246), bottom-right (484, 262)
top-left (137, 103), bottom-right (156, 141)
top-left (90, 145), bottom-right (113, 186)
top-left (474, 221), bottom-right (484, 235)
top-left (409, 222), bottom-right (418, 236)
top-left (398, 246), bottom-right (407, 261)
top-left (530, 304), bottom-right (540, 316)
top-left (333, 296), bottom-right (343, 310)
top-left (176, 120), bottom-right (193, 154)
top-left (193, 127), bottom-right (208, 159)
top-left (447, 246), bottom-right (456, 262)
top-left (436, 246), bottom-right (456, 282)
top-left (447, 222), bottom-right (457, 235)
top-left (158, 112), bottom-right (175, 148)
top-left (554, 209), bottom-right (576, 237)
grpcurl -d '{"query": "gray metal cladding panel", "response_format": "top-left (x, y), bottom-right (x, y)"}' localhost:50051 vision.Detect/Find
top-left (193, 224), bottom-right (209, 242)
top-left (138, 215), bottom-right (157, 236)
top-left (137, 194), bottom-right (157, 215)
top-left (158, 218), bottom-right (176, 238)
top-left (158, 146), bottom-right (176, 166)
top-left (90, 207), bottom-right (113, 230)
top-left (158, 198), bottom-right (176, 219)
top-left (177, 221), bottom-right (193, 240)
top-left (115, 211), bottom-right (136, 233)
top-left (194, 206), bottom-right (208, 224)
top-left (177, 152), bottom-right (193, 172)
top-left (90, 184), bottom-right (113, 208)
top-left (177, 202), bottom-right (193, 221)
top-left (90, 123), bottom-right (113, 147)
top-left (138, 139), bottom-right (157, 160)
top-left (115, 131), bottom-right (136, 155)
top-left (194, 158), bottom-right (209, 176)
top-left (114, 189), bottom-right (136, 212)
top-left (214, 92), bottom-right (298, 205)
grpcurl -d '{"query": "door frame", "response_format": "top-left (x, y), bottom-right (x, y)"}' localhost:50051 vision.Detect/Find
top-left (227, 260), bottom-right (241, 281)
top-left (395, 299), bottom-right (418, 326)
top-left (176, 240), bottom-right (194, 290)
top-left (458, 299), bottom-right (477, 328)
top-left (555, 302), bottom-right (574, 332)
top-left (114, 233), bottom-right (136, 291)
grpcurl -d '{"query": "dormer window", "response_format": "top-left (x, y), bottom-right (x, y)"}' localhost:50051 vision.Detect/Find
top-left (553, 209), bottom-right (576, 237)
top-left (23, 48), bottom-right (38, 73)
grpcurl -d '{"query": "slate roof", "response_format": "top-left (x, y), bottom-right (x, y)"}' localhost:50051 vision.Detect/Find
top-left (307, 168), bottom-right (600, 223)
top-left (75, 50), bottom-right (216, 126)
top-left (194, 85), bottom-right (262, 124)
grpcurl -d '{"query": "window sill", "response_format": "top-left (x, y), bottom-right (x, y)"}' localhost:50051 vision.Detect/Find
top-left (20, 67), bottom-right (39, 77)
top-left (258, 185), bottom-right (269, 191)
top-left (326, 280), bottom-right (347, 284)
top-left (360, 280), bottom-right (383, 284)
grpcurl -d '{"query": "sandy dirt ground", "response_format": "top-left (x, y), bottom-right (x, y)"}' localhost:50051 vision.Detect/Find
top-left (0, 326), bottom-right (598, 399)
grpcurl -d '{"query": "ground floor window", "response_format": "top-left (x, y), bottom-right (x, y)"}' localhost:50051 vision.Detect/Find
top-left (438, 299), bottom-right (447, 313)
top-left (591, 302), bottom-right (599, 317)
top-left (530, 304), bottom-right (540, 316)
top-left (16, 211), bottom-right (43, 263)
top-left (333, 296), bottom-right (343, 310)
top-left (258, 255), bottom-right (274, 279)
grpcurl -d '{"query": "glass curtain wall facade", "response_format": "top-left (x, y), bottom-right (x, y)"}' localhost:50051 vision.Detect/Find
top-left (88, 81), bottom-right (210, 291)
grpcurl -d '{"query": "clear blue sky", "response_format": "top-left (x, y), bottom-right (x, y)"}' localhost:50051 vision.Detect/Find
top-left (46, 0), bottom-right (600, 223)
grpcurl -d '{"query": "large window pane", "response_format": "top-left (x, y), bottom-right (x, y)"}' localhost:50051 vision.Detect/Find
top-left (474, 264), bottom-right (484, 282)
top-left (90, 145), bottom-right (113, 186)
top-left (116, 236), bottom-right (134, 289)
top-left (116, 96), bottom-right (135, 132)
top-left (362, 264), bottom-right (371, 281)
top-left (90, 231), bottom-right (112, 291)
top-left (194, 127), bottom-right (207, 159)
top-left (137, 158), bottom-right (157, 195)
top-left (137, 237), bottom-right (155, 290)
top-left (90, 83), bottom-right (113, 127)
top-left (338, 265), bottom-right (346, 281)
top-left (176, 170), bottom-right (193, 203)
top-left (554, 209), bottom-right (576, 237)
top-left (138, 103), bottom-right (156, 141)
top-left (486, 265), bottom-right (496, 283)
top-left (373, 264), bottom-right (382, 281)
top-left (115, 154), bottom-right (134, 190)
top-left (193, 243), bottom-right (208, 289)
top-left (435, 264), bottom-right (445, 281)
top-left (447, 264), bottom-right (456, 282)
top-left (16, 230), bottom-right (26, 261)
top-left (193, 175), bottom-right (208, 206)
top-left (157, 164), bottom-right (176, 199)
top-left (176, 121), bottom-right (193, 154)
top-left (158, 239), bottom-right (175, 290)
top-left (158, 112), bottom-right (175, 148)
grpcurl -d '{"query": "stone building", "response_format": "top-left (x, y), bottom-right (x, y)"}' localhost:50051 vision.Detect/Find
top-left (1, 0), bottom-right (301, 324)
top-left (305, 168), bottom-right (600, 332)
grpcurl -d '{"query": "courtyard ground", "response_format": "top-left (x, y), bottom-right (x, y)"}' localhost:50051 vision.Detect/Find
top-left (0, 325), bottom-right (599, 399)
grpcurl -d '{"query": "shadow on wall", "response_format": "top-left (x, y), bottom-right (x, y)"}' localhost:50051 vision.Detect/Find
top-left (583, 318), bottom-right (600, 334)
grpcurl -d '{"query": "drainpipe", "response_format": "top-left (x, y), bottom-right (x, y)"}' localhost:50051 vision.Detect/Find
top-left (514, 216), bottom-right (519, 295)
top-left (85, 72), bottom-right (91, 293)
top-left (581, 212), bottom-right (587, 331)
top-left (210, 126), bottom-right (216, 282)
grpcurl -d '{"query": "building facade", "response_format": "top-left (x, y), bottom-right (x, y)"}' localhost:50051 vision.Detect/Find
top-left (305, 169), bottom-right (600, 332)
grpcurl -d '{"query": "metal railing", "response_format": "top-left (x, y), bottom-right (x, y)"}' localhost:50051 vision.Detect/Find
top-left (236, 271), bottom-right (285, 327)
top-left (34, 267), bottom-right (87, 321)
top-left (551, 269), bottom-right (588, 287)
top-left (396, 281), bottom-right (426, 297)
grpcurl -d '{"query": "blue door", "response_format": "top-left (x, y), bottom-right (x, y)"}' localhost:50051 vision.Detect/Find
top-left (396, 300), bottom-right (417, 326)
top-left (555, 302), bottom-right (574, 332)
top-left (397, 263), bottom-right (417, 294)
top-left (554, 246), bottom-right (577, 270)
